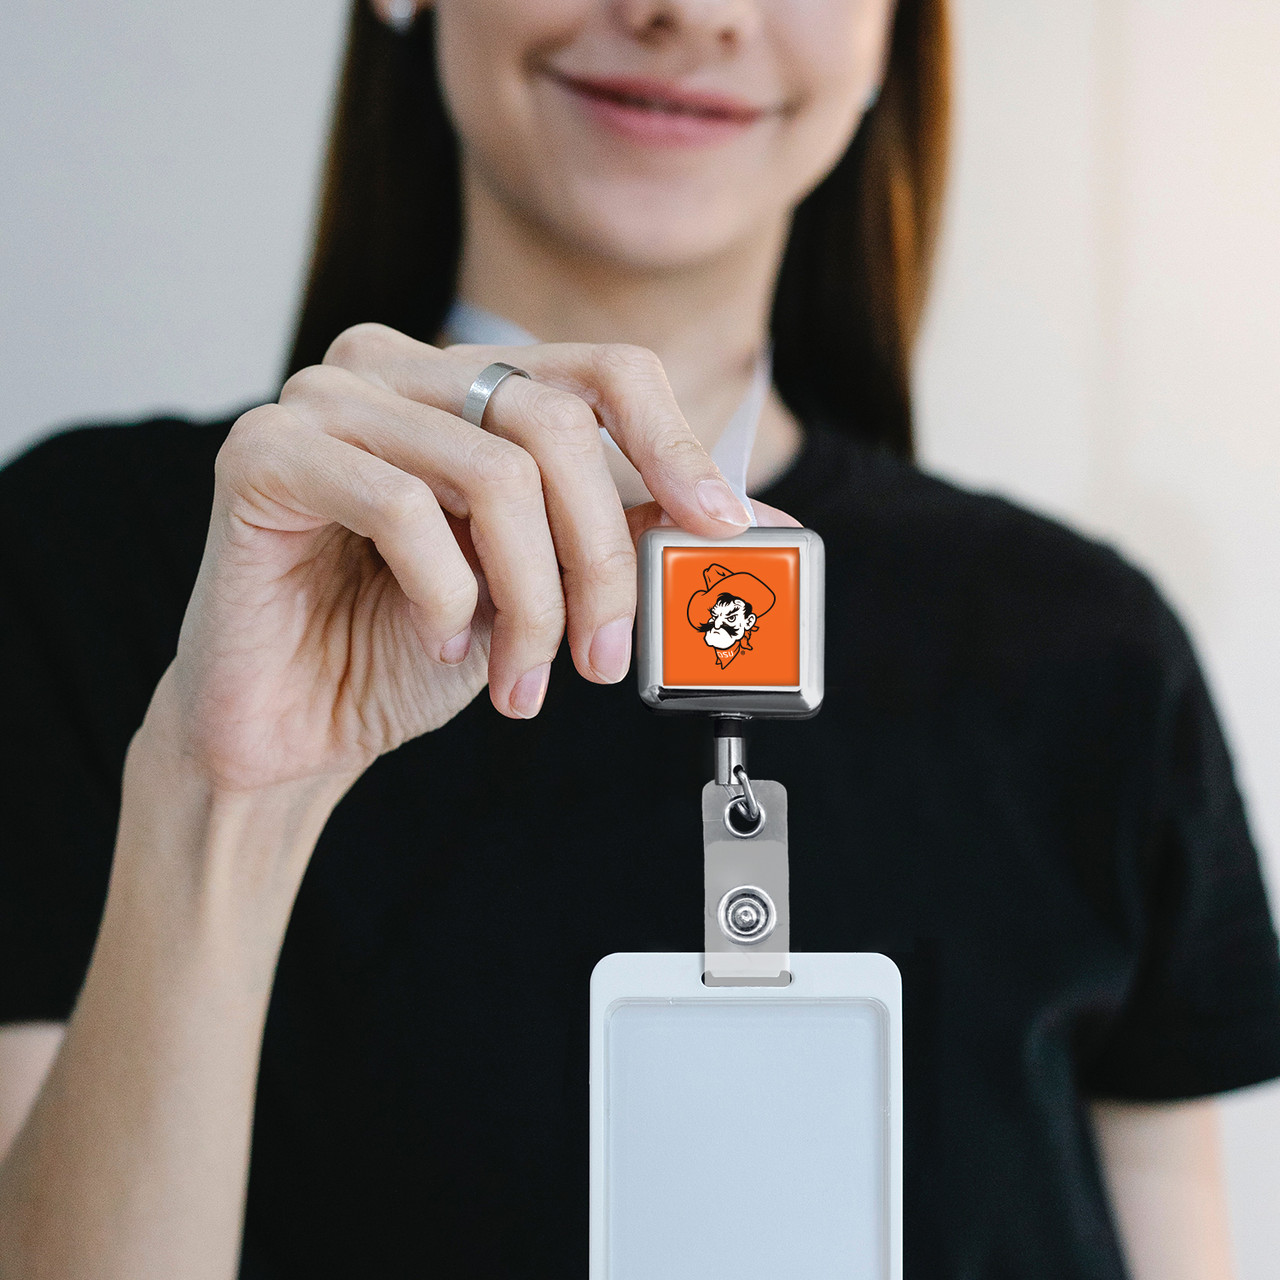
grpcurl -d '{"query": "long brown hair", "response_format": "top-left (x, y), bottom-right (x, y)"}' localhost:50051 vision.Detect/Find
top-left (286, 1), bottom-right (950, 459)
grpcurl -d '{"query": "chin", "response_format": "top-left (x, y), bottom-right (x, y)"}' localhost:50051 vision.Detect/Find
top-left (545, 175), bottom-right (770, 271)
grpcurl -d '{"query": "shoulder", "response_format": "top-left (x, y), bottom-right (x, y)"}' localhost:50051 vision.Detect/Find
top-left (0, 408), bottom-right (243, 584)
top-left (783, 424), bottom-right (1190, 706)
top-left (0, 409), bottom-right (237, 525)
top-left (0, 407), bottom-right (245, 683)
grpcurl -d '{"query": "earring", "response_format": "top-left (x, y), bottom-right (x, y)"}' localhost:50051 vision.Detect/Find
top-left (384, 0), bottom-right (416, 34)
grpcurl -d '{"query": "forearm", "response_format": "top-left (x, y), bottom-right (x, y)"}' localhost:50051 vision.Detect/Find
top-left (1091, 1097), bottom-right (1236, 1280)
top-left (0, 701), bottom-right (350, 1280)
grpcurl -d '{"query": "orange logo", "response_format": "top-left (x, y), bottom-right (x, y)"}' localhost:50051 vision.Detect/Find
top-left (662, 546), bottom-right (801, 687)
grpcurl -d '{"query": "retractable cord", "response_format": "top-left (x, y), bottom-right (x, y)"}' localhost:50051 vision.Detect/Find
top-left (714, 717), bottom-right (761, 835)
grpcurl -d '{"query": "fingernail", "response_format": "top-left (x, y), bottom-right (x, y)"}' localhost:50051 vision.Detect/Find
top-left (440, 626), bottom-right (472, 665)
top-left (510, 663), bottom-right (551, 718)
top-left (589, 617), bottom-right (633, 683)
top-left (696, 479), bottom-right (751, 527)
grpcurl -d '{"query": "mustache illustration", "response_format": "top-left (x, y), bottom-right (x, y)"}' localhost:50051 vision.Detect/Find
top-left (694, 618), bottom-right (736, 634)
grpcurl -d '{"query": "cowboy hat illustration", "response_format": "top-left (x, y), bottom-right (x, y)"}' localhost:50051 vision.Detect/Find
top-left (687, 564), bottom-right (776, 668)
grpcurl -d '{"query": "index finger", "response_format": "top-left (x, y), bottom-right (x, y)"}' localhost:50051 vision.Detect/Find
top-left (322, 326), bottom-right (753, 535)
top-left (503, 343), bottom-right (754, 535)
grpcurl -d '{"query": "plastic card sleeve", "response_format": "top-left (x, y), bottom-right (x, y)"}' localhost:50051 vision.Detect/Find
top-left (589, 951), bottom-right (902, 1280)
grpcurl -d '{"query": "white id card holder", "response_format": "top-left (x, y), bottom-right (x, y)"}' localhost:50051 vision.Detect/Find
top-left (588, 529), bottom-right (904, 1278)
top-left (590, 952), bottom-right (902, 1280)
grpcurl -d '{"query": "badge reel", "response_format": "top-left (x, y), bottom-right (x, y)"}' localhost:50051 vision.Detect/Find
top-left (589, 526), bottom-right (903, 1280)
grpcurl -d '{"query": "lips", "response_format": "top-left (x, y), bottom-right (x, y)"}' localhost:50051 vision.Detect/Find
top-left (559, 73), bottom-right (764, 121)
top-left (550, 72), bottom-right (769, 147)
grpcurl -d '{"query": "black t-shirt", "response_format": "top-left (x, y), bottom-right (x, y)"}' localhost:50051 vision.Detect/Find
top-left (2, 411), bottom-right (1279, 1279)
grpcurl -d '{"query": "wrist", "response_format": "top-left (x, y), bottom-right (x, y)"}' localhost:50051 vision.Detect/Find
top-left (117, 681), bottom-right (355, 967)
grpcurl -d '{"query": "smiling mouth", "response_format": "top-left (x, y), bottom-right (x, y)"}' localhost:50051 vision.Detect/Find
top-left (586, 88), bottom-right (727, 118)
top-left (547, 73), bottom-right (757, 123)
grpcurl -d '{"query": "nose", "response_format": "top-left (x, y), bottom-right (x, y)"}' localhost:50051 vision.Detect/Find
top-left (614, 0), bottom-right (761, 55)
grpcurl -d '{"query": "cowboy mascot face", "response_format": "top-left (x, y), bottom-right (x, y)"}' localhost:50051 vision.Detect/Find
top-left (687, 564), bottom-right (777, 669)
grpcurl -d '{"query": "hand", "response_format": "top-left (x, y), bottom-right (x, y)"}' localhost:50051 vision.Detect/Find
top-left (155, 324), bottom-right (789, 794)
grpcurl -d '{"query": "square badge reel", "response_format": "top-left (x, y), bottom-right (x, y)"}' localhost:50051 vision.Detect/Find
top-left (589, 527), bottom-right (904, 1280)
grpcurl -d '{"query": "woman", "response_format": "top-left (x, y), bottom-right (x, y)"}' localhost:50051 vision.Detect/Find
top-left (1, 1), bottom-right (1277, 1276)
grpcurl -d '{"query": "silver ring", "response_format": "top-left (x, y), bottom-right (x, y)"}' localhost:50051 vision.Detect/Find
top-left (461, 361), bottom-right (531, 428)
top-left (724, 797), bottom-right (766, 839)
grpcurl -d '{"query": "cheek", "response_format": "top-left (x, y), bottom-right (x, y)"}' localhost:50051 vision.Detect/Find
top-left (778, 0), bottom-right (894, 83)
top-left (435, 0), bottom-right (585, 149)
top-left (769, 0), bottom-right (893, 178)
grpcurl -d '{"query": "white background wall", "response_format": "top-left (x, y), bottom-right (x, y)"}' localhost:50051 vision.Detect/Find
top-left (2, 0), bottom-right (1277, 1271)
